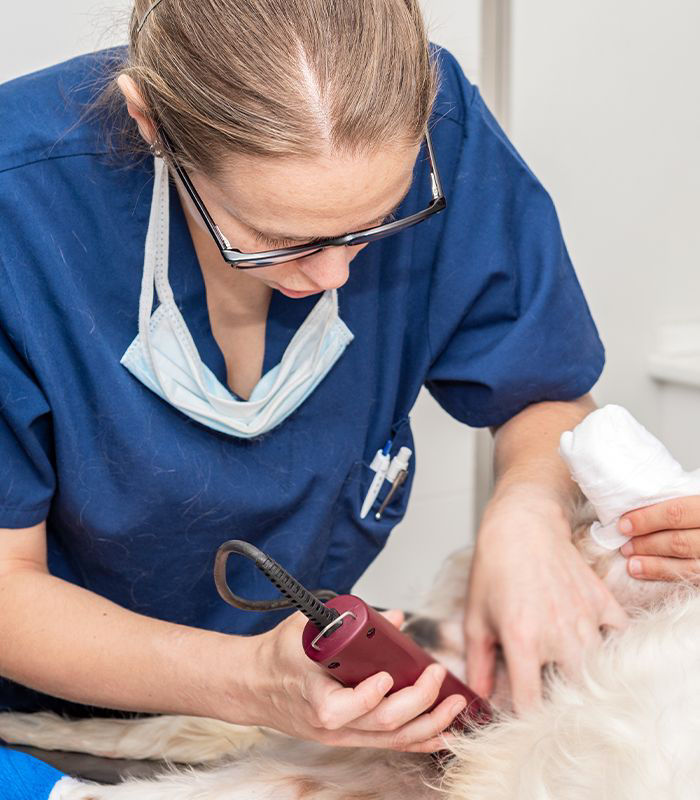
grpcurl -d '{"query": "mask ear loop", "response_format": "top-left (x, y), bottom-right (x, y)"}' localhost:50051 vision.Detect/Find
top-left (137, 155), bottom-right (169, 377)
top-left (148, 137), bottom-right (344, 413)
top-left (140, 157), bottom-right (352, 434)
top-left (138, 157), bottom-right (222, 413)
top-left (138, 155), bottom-right (313, 421)
top-left (143, 157), bottom-right (226, 396)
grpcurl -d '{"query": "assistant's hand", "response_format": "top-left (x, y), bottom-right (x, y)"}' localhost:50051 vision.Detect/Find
top-left (241, 609), bottom-right (467, 752)
top-left (464, 485), bottom-right (628, 714)
top-left (619, 496), bottom-right (700, 581)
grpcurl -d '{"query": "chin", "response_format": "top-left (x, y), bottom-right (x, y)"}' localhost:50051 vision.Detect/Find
top-left (275, 285), bottom-right (323, 299)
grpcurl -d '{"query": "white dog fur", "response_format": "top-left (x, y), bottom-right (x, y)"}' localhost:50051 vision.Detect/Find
top-left (1, 506), bottom-right (698, 800)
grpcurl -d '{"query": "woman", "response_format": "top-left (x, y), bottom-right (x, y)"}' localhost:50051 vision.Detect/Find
top-left (0, 0), bottom-right (626, 760)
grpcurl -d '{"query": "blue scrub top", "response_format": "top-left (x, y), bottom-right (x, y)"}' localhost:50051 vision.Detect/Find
top-left (0, 48), bottom-right (604, 714)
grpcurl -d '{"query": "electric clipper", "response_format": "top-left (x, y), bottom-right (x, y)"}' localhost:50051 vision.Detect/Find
top-left (214, 540), bottom-right (492, 730)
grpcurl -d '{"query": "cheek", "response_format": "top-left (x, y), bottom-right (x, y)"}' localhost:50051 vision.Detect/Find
top-left (349, 243), bottom-right (369, 260)
top-left (240, 262), bottom-right (298, 286)
top-left (233, 244), bottom-right (367, 289)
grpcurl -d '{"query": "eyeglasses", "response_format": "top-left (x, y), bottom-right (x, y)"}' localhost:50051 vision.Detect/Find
top-left (157, 128), bottom-right (447, 269)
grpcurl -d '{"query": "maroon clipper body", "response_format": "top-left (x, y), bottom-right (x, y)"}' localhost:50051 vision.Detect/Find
top-left (302, 594), bottom-right (493, 729)
top-left (214, 540), bottom-right (492, 731)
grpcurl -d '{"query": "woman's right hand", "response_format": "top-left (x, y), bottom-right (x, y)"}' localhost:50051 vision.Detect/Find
top-left (238, 609), bottom-right (467, 752)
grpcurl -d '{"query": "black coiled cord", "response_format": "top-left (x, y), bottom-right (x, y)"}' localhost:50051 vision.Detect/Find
top-left (214, 540), bottom-right (339, 630)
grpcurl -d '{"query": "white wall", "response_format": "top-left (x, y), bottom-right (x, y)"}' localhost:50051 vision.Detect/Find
top-left (509, 0), bottom-right (700, 444)
top-left (0, 1), bottom-right (482, 85)
top-left (0, 2), bottom-right (130, 84)
top-left (0, 1), bottom-right (484, 612)
top-left (419, 0), bottom-right (481, 80)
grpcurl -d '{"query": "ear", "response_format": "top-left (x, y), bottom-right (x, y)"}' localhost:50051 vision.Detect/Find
top-left (116, 74), bottom-right (158, 146)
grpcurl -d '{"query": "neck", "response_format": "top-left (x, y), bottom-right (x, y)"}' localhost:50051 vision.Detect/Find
top-left (175, 178), bottom-right (273, 322)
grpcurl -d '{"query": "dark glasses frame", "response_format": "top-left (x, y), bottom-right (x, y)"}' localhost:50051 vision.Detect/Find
top-left (157, 128), bottom-right (447, 269)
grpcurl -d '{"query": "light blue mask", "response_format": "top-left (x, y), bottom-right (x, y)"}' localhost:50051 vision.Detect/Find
top-left (121, 157), bottom-right (354, 439)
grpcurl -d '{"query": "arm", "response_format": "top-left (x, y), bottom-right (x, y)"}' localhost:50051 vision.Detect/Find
top-left (463, 395), bottom-right (629, 712)
top-left (491, 394), bottom-right (597, 517)
top-left (0, 522), bottom-right (250, 719)
top-left (0, 523), bottom-right (463, 752)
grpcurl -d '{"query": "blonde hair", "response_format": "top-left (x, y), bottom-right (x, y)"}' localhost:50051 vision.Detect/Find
top-left (112, 0), bottom-right (437, 174)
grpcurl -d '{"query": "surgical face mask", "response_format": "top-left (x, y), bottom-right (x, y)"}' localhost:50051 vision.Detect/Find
top-left (120, 157), bottom-right (354, 439)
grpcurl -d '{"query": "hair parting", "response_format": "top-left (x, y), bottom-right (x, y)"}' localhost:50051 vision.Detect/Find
top-left (97, 0), bottom-right (438, 176)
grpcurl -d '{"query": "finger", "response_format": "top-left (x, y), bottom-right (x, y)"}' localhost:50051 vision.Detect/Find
top-left (404, 732), bottom-right (459, 754)
top-left (627, 555), bottom-right (700, 583)
top-left (620, 529), bottom-right (700, 560)
top-left (464, 633), bottom-right (497, 698)
top-left (598, 595), bottom-right (629, 632)
top-left (501, 641), bottom-right (542, 714)
top-left (620, 497), bottom-right (700, 537)
top-left (348, 662), bottom-right (447, 731)
top-left (329, 724), bottom-right (459, 754)
top-left (383, 694), bottom-right (467, 751)
top-left (555, 624), bottom-right (602, 681)
top-left (312, 670), bottom-right (394, 730)
top-left (380, 609), bottom-right (405, 629)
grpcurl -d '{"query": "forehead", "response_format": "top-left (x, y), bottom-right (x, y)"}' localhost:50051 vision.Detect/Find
top-left (206, 143), bottom-right (421, 239)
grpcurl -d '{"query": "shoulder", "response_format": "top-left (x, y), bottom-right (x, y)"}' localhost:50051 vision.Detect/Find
top-left (430, 45), bottom-right (477, 127)
top-left (0, 47), bottom-right (126, 174)
top-left (430, 45), bottom-right (537, 179)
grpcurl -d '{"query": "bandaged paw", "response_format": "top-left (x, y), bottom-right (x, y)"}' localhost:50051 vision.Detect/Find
top-left (559, 404), bottom-right (700, 550)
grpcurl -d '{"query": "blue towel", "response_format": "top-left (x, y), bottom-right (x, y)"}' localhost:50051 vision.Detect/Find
top-left (0, 746), bottom-right (65, 800)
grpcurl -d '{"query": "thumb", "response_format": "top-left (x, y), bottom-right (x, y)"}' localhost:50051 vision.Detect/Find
top-left (380, 608), bottom-right (405, 629)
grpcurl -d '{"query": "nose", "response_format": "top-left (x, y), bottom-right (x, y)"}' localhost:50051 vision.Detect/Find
top-left (297, 245), bottom-right (353, 291)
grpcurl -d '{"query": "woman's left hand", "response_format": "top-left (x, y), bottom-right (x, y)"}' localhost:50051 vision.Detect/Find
top-left (619, 496), bottom-right (700, 581)
top-left (464, 484), bottom-right (629, 714)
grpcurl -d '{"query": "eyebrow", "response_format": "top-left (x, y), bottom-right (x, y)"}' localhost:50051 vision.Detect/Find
top-left (241, 177), bottom-right (415, 244)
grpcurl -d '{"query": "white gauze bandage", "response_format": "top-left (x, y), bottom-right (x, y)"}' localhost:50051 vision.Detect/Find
top-left (559, 404), bottom-right (700, 550)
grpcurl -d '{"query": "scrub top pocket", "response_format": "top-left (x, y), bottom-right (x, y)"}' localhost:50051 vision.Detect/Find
top-left (346, 417), bottom-right (416, 530)
top-left (321, 417), bottom-right (417, 592)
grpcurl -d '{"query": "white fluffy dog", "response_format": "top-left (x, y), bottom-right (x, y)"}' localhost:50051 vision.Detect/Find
top-left (1, 521), bottom-right (697, 800)
top-left (3, 404), bottom-right (700, 799)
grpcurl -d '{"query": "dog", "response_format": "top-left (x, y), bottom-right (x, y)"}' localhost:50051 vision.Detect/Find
top-left (1, 503), bottom-right (697, 800)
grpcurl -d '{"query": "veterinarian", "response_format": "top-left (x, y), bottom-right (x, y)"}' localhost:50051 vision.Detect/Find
top-left (0, 0), bottom-right (629, 770)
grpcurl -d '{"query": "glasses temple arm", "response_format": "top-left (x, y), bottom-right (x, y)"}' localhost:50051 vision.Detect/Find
top-left (156, 130), bottom-right (232, 250)
top-left (424, 128), bottom-right (444, 201)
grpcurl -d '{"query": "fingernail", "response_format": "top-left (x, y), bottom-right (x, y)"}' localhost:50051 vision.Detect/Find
top-left (620, 541), bottom-right (633, 556)
top-left (629, 558), bottom-right (642, 576)
top-left (619, 518), bottom-right (633, 534)
top-left (379, 675), bottom-right (393, 693)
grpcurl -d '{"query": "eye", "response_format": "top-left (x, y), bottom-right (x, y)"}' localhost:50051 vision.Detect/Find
top-left (253, 231), bottom-right (298, 249)
top-left (253, 231), bottom-right (331, 251)
top-left (251, 210), bottom-right (399, 251)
